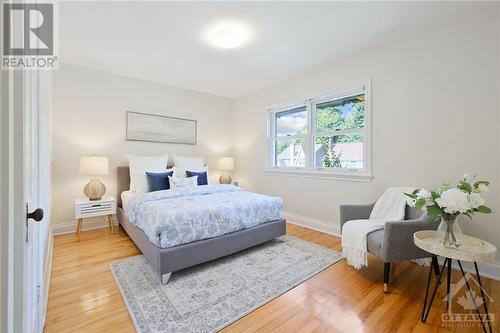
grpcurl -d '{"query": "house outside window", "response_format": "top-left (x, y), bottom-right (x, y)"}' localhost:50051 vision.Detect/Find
top-left (267, 80), bottom-right (371, 181)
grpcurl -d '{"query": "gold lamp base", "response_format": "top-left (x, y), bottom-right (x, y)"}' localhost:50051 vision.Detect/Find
top-left (219, 174), bottom-right (232, 184)
top-left (84, 178), bottom-right (106, 200)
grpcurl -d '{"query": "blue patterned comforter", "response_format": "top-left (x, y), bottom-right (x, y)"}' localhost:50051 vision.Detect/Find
top-left (125, 185), bottom-right (283, 248)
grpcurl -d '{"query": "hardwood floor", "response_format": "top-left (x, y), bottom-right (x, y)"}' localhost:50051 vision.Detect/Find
top-left (45, 224), bottom-right (499, 333)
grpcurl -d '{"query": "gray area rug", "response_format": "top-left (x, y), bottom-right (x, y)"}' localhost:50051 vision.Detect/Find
top-left (110, 235), bottom-right (342, 333)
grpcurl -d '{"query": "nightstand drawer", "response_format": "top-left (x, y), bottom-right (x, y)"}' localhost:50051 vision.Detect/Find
top-left (75, 198), bottom-right (116, 218)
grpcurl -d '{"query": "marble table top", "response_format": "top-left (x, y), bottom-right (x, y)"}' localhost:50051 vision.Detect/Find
top-left (414, 230), bottom-right (497, 263)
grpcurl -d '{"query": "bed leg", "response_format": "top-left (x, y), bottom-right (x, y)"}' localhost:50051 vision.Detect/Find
top-left (161, 273), bottom-right (172, 285)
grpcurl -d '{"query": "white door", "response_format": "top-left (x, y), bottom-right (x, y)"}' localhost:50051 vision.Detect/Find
top-left (23, 69), bottom-right (46, 333)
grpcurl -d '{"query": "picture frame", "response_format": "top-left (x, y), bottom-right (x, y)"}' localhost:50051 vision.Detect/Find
top-left (126, 111), bottom-right (197, 145)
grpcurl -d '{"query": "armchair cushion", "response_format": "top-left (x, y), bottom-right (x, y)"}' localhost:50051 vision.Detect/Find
top-left (367, 229), bottom-right (384, 258)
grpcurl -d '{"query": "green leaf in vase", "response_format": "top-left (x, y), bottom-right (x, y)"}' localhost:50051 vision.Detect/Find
top-left (476, 206), bottom-right (492, 214)
top-left (426, 204), bottom-right (443, 216)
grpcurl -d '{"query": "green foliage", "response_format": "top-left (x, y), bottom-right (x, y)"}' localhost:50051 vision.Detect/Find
top-left (322, 150), bottom-right (342, 168)
top-left (338, 102), bottom-right (365, 143)
top-left (316, 99), bottom-right (365, 143)
top-left (276, 141), bottom-right (289, 156)
top-left (474, 180), bottom-right (490, 188)
top-left (458, 180), bottom-right (472, 194)
top-left (426, 205), bottom-right (444, 216)
top-left (431, 191), bottom-right (440, 200)
top-left (475, 206), bottom-right (492, 214)
top-left (316, 108), bottom-right (344, 133)
top-left (415, 197), bottom-right (427, 210)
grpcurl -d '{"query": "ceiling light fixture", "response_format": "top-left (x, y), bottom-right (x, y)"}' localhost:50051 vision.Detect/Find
top-left (203, 20), bottom-right (252, 49)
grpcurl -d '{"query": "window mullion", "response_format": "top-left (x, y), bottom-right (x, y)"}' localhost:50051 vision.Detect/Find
top-left (314, 128), bottom-right (364, 137)
top-left (268, 111), bottom-right (276, 168)
top-left (306, 99), bottom-right (313, 170)
top-left (275, 134), bottom-right (303, 140)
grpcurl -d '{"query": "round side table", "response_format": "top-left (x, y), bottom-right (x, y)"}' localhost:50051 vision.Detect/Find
top-left (414, 231), bottom-right (496, 333)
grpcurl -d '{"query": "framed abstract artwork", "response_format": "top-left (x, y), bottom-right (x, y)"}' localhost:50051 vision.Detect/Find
top-left (126, 111), bottom-right (197, 145)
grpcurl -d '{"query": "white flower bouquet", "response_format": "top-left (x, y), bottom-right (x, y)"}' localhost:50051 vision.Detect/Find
top-left (405, 174), bottom-right (491, 248)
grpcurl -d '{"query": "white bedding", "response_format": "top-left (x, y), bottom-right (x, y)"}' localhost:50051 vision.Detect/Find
top-left (121, 190), bottom-right (138, 212)
top-left (124, 185), bottom-right (283, 248)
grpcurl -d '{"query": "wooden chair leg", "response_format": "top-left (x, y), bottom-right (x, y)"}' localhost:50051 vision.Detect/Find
top-left (108, 214), bottom-right (115, 235)
top-left (384, 262), bottom-right (391, 293)
top-left (76, 218), bottom-right (83, 242)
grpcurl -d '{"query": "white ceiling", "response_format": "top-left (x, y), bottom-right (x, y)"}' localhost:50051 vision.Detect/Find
top-left (60, 1), bottom-right (492, 97)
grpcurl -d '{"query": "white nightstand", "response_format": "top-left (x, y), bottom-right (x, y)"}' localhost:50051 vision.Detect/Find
top-left (75, 196), bottom-right (116, 241)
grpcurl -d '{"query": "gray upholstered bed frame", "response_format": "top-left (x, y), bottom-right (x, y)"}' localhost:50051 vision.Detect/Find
top-left (116, 167), bottom-right (286, 284)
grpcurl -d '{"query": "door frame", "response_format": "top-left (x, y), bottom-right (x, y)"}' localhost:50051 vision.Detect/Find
top-left (0, 66), bottom-right (27, 333)
top-left (1, 3), bottom-right (29, 330)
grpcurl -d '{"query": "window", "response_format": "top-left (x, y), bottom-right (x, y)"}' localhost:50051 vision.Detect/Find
top-left (267, 80), bottom-right (371, 181)
top-left (271, 106), bottom-right (307, 168)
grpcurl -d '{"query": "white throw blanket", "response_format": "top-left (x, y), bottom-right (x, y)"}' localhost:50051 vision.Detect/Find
top-left (342, 187), bottom-right (416, 269)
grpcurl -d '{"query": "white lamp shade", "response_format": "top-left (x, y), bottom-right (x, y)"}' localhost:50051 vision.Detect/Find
top-left (79, 156), bottom-right (109, 176)
top-left (217, 157), bottom-right (234, 171)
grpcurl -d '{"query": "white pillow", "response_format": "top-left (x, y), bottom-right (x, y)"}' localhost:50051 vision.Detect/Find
top-left (126, 154), bottom-right (169, 193)
top-left (173, 166), bottom-right (209, 182)
top-left (172, 155), bottom-right (204, 169)
top-left (168, 175), bottom-right (198, 189)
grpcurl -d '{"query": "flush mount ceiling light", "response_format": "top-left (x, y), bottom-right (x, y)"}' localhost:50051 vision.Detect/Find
top-left (203, 20), bottom-right (252, 49)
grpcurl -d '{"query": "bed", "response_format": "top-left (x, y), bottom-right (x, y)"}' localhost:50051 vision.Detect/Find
top-left (116, 166), bottom-right (286, 284)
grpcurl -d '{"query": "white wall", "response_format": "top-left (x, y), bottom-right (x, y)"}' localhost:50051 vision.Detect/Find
top-left (233, 10), bottom-right (500, 254)
top-left (52, 63), bottom-right (233, 231)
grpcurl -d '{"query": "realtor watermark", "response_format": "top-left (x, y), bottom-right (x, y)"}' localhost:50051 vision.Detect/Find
top-left (1, 1), bottom-right (58, 70)
top-left (441, 272), bottom-right (494, 330)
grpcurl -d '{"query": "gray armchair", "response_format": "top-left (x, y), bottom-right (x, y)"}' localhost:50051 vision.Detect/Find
top-left (340, 203), bottom-right (439, 292)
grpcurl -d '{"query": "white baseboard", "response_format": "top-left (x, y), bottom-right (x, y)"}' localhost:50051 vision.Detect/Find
top-left (438, 257), bottom-right (500, 282)
top-left (285, 211), bottom-right (341, 236)
top-left (52, 216), bottom-right (118, 236)
top-left (42, 226), bottom-right (53, 328)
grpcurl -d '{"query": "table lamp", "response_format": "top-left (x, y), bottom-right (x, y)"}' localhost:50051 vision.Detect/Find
top-left (80, 155), bottom-right (109, 200)
top-left (217, 157), bottom-right (234, 184)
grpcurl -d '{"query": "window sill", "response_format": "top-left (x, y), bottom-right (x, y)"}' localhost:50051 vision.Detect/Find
top-left (264, 168), bottom-right (373, 182)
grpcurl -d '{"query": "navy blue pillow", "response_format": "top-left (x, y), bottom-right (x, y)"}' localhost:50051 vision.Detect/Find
top-left (186, 170), bottom-right (208, 186)
top-left (146, 171), bottom-right (174, 192)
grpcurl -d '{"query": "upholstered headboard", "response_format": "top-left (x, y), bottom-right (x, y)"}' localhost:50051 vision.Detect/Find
top-left (117, 166), bottom-right (130, 207)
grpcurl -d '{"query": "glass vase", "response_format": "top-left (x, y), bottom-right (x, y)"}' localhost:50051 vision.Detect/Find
top-left (439, 215), bottom-right (461, 248)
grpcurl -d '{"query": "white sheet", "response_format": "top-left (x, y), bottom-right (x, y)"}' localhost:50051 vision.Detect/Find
top-left (121, 190), bottom-right (138, 212)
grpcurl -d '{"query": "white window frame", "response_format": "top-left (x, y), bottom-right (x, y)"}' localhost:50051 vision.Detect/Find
top-left (267, 102), bottom-right (309, 170)
top-left (266, 79), bottom-right (372, 182)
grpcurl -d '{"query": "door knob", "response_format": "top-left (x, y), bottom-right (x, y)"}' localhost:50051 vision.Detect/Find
top-left (27, 208), bottom-right (44, 222)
